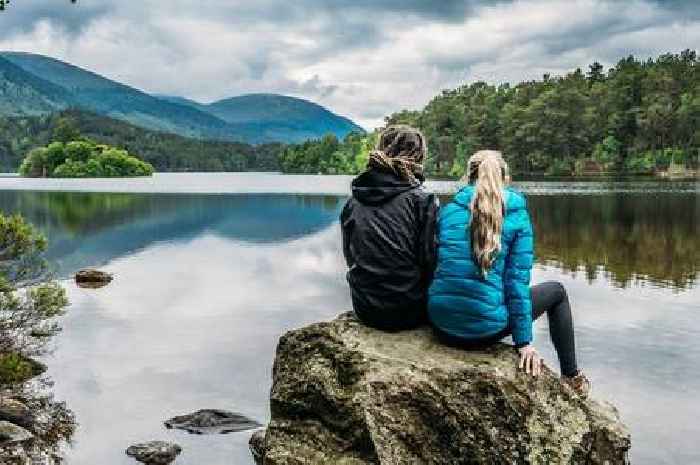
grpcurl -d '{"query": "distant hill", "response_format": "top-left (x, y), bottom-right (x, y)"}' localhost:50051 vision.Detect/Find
top-left (156, 93), bottom-right (364, 143)
top-left (205, 94), bottom-right (363, 144)
top-left (0, 52), bottom-right (364, 144)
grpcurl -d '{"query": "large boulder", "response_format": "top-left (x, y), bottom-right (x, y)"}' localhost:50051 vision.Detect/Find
top-left (251, 313), bottom-right (631, 465)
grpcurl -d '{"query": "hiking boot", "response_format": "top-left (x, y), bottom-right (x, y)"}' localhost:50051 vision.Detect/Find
top-left (562, 371), bottom-right (591, 398)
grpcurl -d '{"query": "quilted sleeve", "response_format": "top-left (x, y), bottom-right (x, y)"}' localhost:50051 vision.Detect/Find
top-left (504, 204), bottom-right (534, 346)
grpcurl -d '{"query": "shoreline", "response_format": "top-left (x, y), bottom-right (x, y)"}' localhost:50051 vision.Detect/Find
top-left (0, 172), bottom-right (696, 196)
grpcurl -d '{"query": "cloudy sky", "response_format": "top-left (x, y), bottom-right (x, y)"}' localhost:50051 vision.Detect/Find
top-left (1, 0), bottom-right (699, 128)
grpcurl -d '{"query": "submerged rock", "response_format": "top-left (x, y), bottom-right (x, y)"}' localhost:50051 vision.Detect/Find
top-left (75, 269), bottom-right (113, 288)
top-left (252, 313), bottom-right (631, 465)
top-left (126, 441), bottom-right (181, 465)
top-left (0, 421), bottom-right (32, 445)
top-left (165, 409), bottom-right (261, 434)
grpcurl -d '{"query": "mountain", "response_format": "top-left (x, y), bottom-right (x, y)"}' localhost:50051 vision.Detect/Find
top-left (0, 52), bottom-right (364, 143)
top-left (0, 55), bottom-right (72, 115)
top-left (204, 94), bottom-right (363, 143)
top-left (0, 52), bottom-right (233, 140)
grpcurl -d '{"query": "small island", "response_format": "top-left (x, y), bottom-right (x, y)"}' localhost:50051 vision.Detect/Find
top-left (19, 139), bottom-right (154, 178)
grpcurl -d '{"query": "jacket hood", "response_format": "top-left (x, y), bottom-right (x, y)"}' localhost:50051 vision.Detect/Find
top-left (453, 185), bottom-right (526, 212)
top-left (351, 169), bottom-right (422, 205)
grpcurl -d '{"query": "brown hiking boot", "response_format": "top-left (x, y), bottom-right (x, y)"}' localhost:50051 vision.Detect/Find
top-left (562, 371), bottom-right (591, 398)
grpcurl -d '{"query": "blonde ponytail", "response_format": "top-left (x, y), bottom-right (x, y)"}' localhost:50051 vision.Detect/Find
top-left (467, 150), bottom-right (508, 278)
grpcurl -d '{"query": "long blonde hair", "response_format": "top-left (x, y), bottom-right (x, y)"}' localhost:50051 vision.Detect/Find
top-left (466, 150), bottom-right (509, 278)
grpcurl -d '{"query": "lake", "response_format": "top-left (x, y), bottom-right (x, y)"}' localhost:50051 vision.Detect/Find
top-left (0, 173), bottom-right (697, 465)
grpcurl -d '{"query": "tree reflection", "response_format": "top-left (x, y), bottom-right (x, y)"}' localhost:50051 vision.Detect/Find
top-left (530, 194), bottom-right (699, 290)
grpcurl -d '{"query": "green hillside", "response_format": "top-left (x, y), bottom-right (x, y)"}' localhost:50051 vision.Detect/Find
top-left (1, 52), bottom-right (234, 140)
top-left (0, 52), bottom-right (364, 144)
top-left (0, 55), bottom-right (72, 115)
top-left (204, 94), bottom-right (363, 143)
top-left (0, 110), bottom-right (281, 172)
top-left (158, 93), bottom-right (365, 143)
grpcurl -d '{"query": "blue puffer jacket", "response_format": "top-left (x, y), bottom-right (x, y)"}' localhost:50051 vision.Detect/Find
top-left (428, 185), bottom-right (534, 346)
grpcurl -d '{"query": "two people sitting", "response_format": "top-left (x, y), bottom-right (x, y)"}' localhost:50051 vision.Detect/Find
top-left (341, 126), bottom-right (590, 396)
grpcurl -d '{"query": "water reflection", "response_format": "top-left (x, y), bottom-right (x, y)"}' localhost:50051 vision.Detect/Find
top-left (529, 194), bottom-right (699, 290)
top-left (49, 226), bottom-right (349, 464)
top-left (0, 192), bottom-right (345, 277)
top-left (0, 188), bottom-right (696, 465)
top-left (0, 191), bottom-right (696, 289)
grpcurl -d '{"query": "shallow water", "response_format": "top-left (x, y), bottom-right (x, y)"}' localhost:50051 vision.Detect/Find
top-left (0, 174), bottom-right (697, 465)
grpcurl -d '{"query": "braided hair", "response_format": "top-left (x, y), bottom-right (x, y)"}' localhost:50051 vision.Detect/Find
top-left (368, 125), bottom-right (427, 184)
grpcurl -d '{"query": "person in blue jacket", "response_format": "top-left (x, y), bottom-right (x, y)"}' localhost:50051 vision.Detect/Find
top-left (428, 150), bottom-right (590, 396)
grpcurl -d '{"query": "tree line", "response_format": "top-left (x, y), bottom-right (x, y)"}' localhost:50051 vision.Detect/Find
top-left (280, 50), bottom-right (700, 177)
top-left (0, 110), bottom-right (282, 173)
top-left (2, 51), bottom-right (699, 177)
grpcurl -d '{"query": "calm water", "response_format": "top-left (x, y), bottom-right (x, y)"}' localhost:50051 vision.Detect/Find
top-left (0, 174), bottom-right (698, 465)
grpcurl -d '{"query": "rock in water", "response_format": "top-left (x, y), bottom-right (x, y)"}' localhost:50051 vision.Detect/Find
top-left (252, 313), bottom-right (631, 465)
top-left (164, 409), bottom-right (261, 434)
top-left (125, 441), bottom-right (181, 465)
top-left (75, 269), bottom-right (113, 288)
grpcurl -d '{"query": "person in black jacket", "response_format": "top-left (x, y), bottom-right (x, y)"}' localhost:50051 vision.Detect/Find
top-left (341, 125), bottom-right (439, 331)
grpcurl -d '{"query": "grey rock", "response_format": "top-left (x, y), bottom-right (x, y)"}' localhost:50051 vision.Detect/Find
top-left (164, 409), bottom-right (261, 434)
top-left (253, 312), bottom-right (631, 465)
top-left (125, 441), bottom-right (181, 465)
top-left (0, 421), bottom-right (32, 445)
top-left (0, 398), bottom-right (34, 428)
top-left (249, 429), bottom-right (266, 465)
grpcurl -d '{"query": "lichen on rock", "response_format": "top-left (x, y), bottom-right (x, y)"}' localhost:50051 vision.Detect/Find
top-left (252, 312), bottom-right (631, 465)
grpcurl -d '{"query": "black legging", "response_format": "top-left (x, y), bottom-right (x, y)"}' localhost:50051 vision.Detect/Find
top-left (436, 281), bottom-right (578, 377)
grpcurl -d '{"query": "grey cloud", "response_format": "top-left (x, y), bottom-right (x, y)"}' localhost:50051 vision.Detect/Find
top-left (425, 1), bottom-right (693, 79)
top-left (298, 75), bottom-right (339, 98)
top-left (648, 0), bottom-right (700, 16)
top-left (0, 0), bottom-right (112, 35)
top-left (1, 0), bottom-right (699, 128)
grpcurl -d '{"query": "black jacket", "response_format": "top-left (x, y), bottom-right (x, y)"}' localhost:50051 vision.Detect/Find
top-left (341, 169), bottom-right (439, 330)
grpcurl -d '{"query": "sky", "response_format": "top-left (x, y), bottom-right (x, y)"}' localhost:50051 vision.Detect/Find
top-left (0, 0), bottom-right (699, 129)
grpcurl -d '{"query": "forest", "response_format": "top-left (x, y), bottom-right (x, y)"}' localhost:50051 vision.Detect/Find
top-left (0, 110), bottom-right (282, 173)
top-left (280, 50), bottom-right (700, 177)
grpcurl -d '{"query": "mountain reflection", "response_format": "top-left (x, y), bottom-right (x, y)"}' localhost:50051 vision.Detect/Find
top-left (0, 190), bottom-right (697, 290)
top-left (0, 192), bottom-right (345, 277)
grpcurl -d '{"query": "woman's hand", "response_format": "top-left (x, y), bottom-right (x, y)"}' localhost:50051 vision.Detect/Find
top-left (518, 344), bottom-right (542, 377)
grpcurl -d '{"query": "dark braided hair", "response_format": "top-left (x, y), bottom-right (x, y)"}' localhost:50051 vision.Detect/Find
top-left (368, 125), bottom-right (427, 183)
